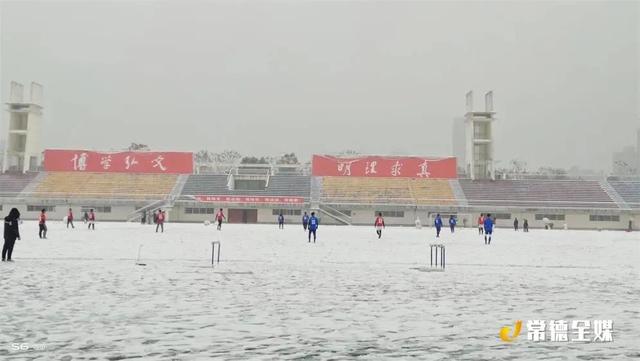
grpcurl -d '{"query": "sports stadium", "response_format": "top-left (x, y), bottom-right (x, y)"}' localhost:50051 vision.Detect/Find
top-left (2, 86), bottom-right (638, 360)
top-left (1, 1), bottom-right (639, 357)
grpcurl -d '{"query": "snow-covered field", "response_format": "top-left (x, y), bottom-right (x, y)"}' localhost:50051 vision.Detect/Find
top-left (1, 221), bottom-right (638, 360)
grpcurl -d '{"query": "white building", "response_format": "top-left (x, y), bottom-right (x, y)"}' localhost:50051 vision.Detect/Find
top-left (2, 81), bottom-right (43, 173)
top-left (452, 117), bottom-right (466, 174)
top-left (611, 128), bottom-right (640, 176)
top-left (463, 91), bottom-right (497, 180)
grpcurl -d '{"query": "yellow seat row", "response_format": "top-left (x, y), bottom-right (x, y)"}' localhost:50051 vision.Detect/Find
top-left (32, 172), bottom-right (178, 199)
top-left (321, 177), bottom-right (455, 205)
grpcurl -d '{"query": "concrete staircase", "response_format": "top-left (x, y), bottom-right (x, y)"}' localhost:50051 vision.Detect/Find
top-left (126, 175), bottom-right (189, 222)
top-left (318, 203), bottom-right (351, 225)
top-left (599, 180), bottom-right (628, 209)
top-left (449, 179), bottom-right (468, 207)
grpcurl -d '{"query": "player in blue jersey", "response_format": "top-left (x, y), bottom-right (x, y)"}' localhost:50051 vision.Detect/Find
top-left (278, 213), bottom-right (285, 229)
top-left (434, 214), bottom-right (443, 238)
top-left (308, 212), bottom-right (319, 243)
top-left (484, 213), bottom-right (494, 245)
top-left (302, 212), bottom-right (309, 231)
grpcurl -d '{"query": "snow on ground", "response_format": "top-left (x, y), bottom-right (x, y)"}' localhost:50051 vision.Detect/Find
top-left (0, 221), bottom-right (639, 360)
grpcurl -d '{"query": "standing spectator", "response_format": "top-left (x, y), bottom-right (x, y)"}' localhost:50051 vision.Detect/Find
top-left (38, 209), bottom-right (48, 239)
top-left (2, 208), bottom-right (21, 262)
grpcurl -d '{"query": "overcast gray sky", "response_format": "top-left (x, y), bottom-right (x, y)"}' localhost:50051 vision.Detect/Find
top-left (1, 0), bottom-right (638, 171)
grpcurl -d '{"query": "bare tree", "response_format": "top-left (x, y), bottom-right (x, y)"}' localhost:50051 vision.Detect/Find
top-left (127, 143), bottom-right (150, 151)
top-left (538, 166), bottom-right (568, 179)
top-left (509, 159), bottom-right (528, 174)
top-left (240, 156), bottom-right (269, 164)
top-left (212, 150), bottom-right (242, 165)
top-left (337, 149), bottom-right (360, 157)
top-left (277, 153), bottom-right (299, 164)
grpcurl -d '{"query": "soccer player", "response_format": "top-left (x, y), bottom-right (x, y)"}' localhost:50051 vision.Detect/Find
top-left (278, 213), bottom-right (285, 229)
top-left (215, 208), bottom-right (226, 230)
top-left (302, 212), bottom-right (309, 231)
top-left (374, 212), bottom-right (385, 239)
top-left (38, 209), bottom-right (48, 239)
top-left (477, 214), bottom-right (484, 235)
top-left (434, 214), bottom-right (443, 238)
top-left (88, 209), bottom-right (96, 230)
top-left (484, 213), bottom-right (494, 244)
top-left (449, 215), bottom-right (456, 233)
top-left (308, 212), bottom-right (319, 243)
top-left (156, 209), bottom-right (165, 233)
top-left (67, 208), bottom-right (75, 229)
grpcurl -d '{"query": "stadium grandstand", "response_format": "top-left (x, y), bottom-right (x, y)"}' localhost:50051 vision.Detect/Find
top-left (0, 151), bottom-right (637, 230)
top-left (457, 179), bottom-right (617, 209)
top-left (0, 171), bottom-right (38, 197)
top-left (0, 86), bottom-right (636, 229)
top-left (607, 178), bottom-right (640, 208)
top-left (33, 172), bottom-right (179, 200)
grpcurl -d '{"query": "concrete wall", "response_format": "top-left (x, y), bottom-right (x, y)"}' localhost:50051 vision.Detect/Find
top-left (169, 204), bottom-right (308, 224)
top-left (0, 202), bottom-right (136, 222)
top-left (480, 211), bottom-right (638, 231)
top-left (1, 200), bottom-right (637, 231)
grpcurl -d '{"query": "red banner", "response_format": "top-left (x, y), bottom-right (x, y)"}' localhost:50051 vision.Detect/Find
top-left (312, 155), bottom-right (457, 178)
top-left (195, 195), bottom-right (305, 204)
top-left (44, 149), bottom-right (194, 174)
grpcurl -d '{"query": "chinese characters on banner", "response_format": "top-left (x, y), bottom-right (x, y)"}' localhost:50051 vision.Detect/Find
top-left (311, 155), bottom-right (457, 178)
top-left (194, 195), bottom-right (305, 204)
top-left (526, 320), bottom-right (613, 343)
top-left (44, 150), bottom-right (194, 174)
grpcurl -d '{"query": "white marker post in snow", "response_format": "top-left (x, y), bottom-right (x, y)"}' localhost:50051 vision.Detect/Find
top-left (211, 241), bottom-right (221, 266)
top-left (135, 244), bottom-right (146, 266)
top-left (430, 244), bottom-right (445, 270)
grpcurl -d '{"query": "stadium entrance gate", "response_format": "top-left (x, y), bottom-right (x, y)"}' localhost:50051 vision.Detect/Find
top-left (228, 209), bottom-right (258, 223)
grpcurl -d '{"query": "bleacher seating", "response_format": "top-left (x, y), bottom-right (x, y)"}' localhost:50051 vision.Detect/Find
top-left (459, 179), bottom-right (617, 209)
top-left (320, 177), bottom-right (456, 205)
top-left (0, 172), bottom-right (37, 197)
top-left (32, 172), bottom-right (178, 200)
top-left (181, 174), bottom-right (310, 197)
top-left (608, 180), bottom-right (640, 208)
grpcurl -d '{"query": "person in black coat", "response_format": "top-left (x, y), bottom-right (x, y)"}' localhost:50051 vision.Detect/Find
top-left (2, 208), bottom-right (21, 262)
